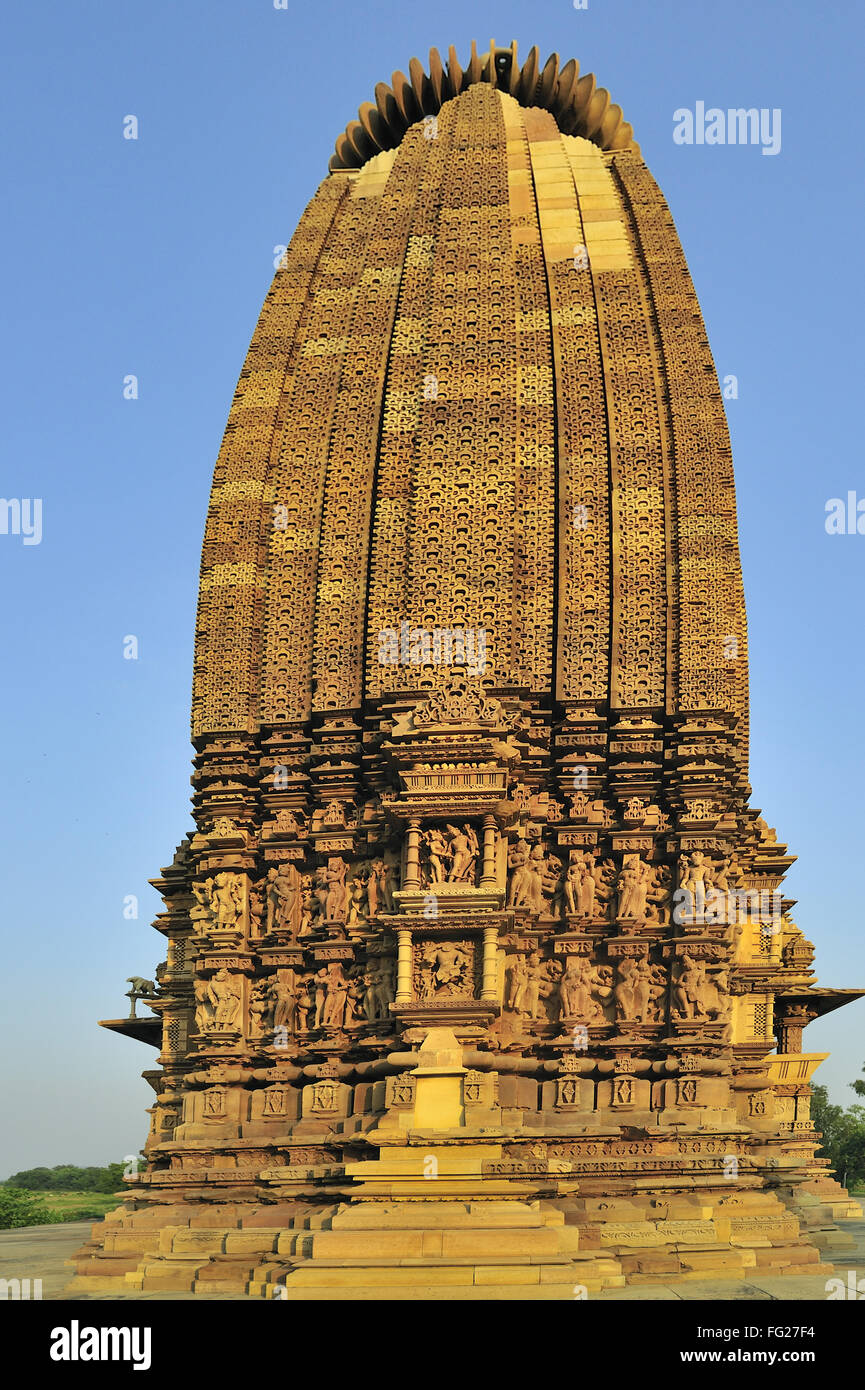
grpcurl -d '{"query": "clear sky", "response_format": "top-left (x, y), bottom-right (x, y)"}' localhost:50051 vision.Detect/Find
top-left (1, 0), bottom-right (863, 1174)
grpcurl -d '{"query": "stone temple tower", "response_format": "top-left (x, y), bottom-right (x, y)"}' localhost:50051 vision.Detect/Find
top-left (73, 42), bottom-right (861, 1298)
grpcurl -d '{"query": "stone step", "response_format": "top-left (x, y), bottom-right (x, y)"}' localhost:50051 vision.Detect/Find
top-left (268, 1254), bottom-right (624, 1288)
top-left (250, 1281), bottom-right (595, 1300)
top-left (330, 1201), bottom-right (557, 1230)
top-left (291, 1227), bottom-right (566, 1259)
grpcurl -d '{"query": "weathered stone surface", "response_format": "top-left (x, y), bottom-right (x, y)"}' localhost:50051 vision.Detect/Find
top-left (74, 38), bottom-right (862, 1300)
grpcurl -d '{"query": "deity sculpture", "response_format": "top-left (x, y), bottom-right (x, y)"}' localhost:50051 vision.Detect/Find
top-left (269, 973), bottom-right (297, 1031)
top-left (321, 963), bottom-right (351, 1029)
top-left (363, 961), bottom-right (395, 1022)
top-left (616, 855), bottom-right (654, 920)
top-left (507, 840), bottom-right (532, 908)
top-left (671, 951), bottom-right (727, 1021)
top-left (506, 953), bottom-right (529, 1011)
top-left (365, 858), bottom-right (388, 919)
top-left (614, 954), bottom-right (666, 1023)
top-left (207, 968), bottom-right (241, 1027)
top-left (507, 951), bottom-right (554, 1020)
top-left (208, 872), bottom-right (248, 933)
top-left (417, 941), bottom-right (470, 997)
top-left (678, 852), bottom-right (714, 920)
top-left (445, 823), bottom-right (479, 884)
top-left (563, 850), bottom-right (602, 918)
top-left (295, 979), bottom-right (313, 1033)
top-left (346, 873), bottom-right (368, 927)
top-left (556, 956), bottom-right (605, 1022)
top-left (248, 981), bottom-right (271, 1037)
top-left (324, 858), bottom-right (348, 923)
top-left (265, 863), bottom-right (302, 936)
top-left (423, 828), bottom-right (449, 885)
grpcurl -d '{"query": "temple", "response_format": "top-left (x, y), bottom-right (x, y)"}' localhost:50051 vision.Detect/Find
top-left (72, 42), bottom-right (862, 1299)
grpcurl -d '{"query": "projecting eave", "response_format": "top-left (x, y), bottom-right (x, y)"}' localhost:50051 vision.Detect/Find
top-left (99, 1016), bottom-right (161, 1047)
top-left (777, 987), bottom-right (865, 1019)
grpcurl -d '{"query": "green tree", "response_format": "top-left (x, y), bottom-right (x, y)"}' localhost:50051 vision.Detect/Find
top-left (0, 1188), bottom-right (63, 1230)
top-left (95, 1163), bottom-right (126, 1193)
top-left (811, 1084), bottom-right (865, 1190)
top-left (5, 1162), bottom-right (129, 1193)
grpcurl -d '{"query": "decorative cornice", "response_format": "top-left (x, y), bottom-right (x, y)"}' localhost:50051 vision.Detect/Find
top-left (328, 40), bottom-right (639, 171)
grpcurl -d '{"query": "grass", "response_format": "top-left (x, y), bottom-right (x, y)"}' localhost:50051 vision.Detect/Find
top-left (29, 1191), bottom-right (123, 1222)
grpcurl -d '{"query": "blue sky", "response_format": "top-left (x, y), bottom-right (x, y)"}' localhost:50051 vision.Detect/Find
top-left (1, 0), bottom-right (863, 1173)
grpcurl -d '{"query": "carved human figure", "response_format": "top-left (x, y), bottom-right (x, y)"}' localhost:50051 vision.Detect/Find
top-left (193, 977), bottom-right (212, 1033)
top-left (704, 965), bottom-right (730, 1019)
top-left (362, 968), bottom-right (380, 1023)
top-left (519, 952), bottom-right (551, 1020)
top-left (295, 980), bottom-right (313, 1033)
top-left (633, 957), bottom-right (666, 1022)
top-left (207, 968), bottom-right (240, 1026)
top-left (507, 840), bottom-right (532, 908)
top-left (312, 968), bottom-right (329, 1029)
top-left (431, 942), bottom-right (469, 993)
top-left (679, 852), bottom-right (713, 919)
top-left (346, 874), bottom-right (367, 926)
top-left (671, 951), bottom-right (707, 1020)
top-left (269, 973), bottom-right (297, 1031)
top-left (210, 873), bottom-right (240, 931)
top-left (298, 877), bottom-right (315, 938)
top-left (424, 828), bottom-right (449, 885)
top-left (525, 844), bottom-right (549, 913)
top-left (557, 957), bottom-right (598, 1020)
top-left (383, 857), bottom-right (399, 912)
top-left (614, 956), bottom-right (640, 1021)
top-left (417, 948), bottom-right (437, 1000)
top-left (564, 862), bottom-right (581, 915)
top-left (248, 981), bottom-right (271, 1036)
top-left (564, 851), bottom-right (600, 918)
top-left (230, 875), bottom-right (248, 931)
top-left (324, 858), bottom-right (348, 923)
top-left (190, 879), bottom-right (213, 929)
top-left (374, 960), bottom-right (394, 1017)
top-left (321, 963), bottom-right (350, 1029)
top-left (617, 856), bottom-right (653, 920)
top-left (266, 863), bottom-right (302, 936)
top-left (506, 953), bottom-right (529, 1011)
top-left (366, 859), bottom-right (385, 920)
top-left (311, 868), bottom-right (330, 922)
top-left (445, 823), bottom-right (478, 884)
top-left (579, 857), bottom-right (601, 917)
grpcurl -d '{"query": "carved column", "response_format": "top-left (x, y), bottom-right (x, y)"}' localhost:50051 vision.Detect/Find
top-left (395, 929), bottom-right (413, 1004)
top-left (404, 819), bottom-right (422, 891)
top-left (480, 815), bottom-right (498, 890)
top-left (481, 924), bottom-right (499, 1002)
top-left (777, 1004), bottom-right (816, 1055)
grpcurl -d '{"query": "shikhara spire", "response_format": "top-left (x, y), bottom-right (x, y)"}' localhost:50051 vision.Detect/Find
top-left (73, 46), bottom-right (861, 1300)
